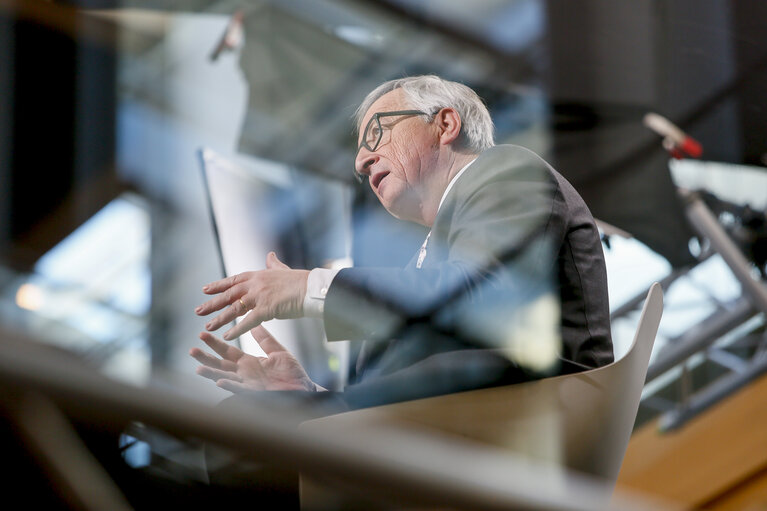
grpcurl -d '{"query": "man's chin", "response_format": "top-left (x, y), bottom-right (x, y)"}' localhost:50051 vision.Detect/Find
top-left (377, 188), bottom-right (422, 223)
top-left (384, 201), bottom-right (423, 225)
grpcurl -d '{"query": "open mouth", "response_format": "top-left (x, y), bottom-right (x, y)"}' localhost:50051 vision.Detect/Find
top-left (371, 171), bottom-right (390, 190)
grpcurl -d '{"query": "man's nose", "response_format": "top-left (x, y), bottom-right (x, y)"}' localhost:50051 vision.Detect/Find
top-left (354, 147), bottom-right (379, 177)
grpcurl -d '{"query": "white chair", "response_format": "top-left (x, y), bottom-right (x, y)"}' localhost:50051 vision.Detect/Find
top-left (299, 282), bottom-right (664, 508)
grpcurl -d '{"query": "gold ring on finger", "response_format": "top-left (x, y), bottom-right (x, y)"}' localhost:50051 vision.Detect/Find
top-left (239, 298), bottom-right (248, 311)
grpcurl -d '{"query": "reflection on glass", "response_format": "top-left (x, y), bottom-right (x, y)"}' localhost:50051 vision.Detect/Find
top-left (2, 2), bottom-right (767, 509)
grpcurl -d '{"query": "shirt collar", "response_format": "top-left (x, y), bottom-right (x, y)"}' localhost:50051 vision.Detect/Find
top-left (437, 158), bottom-right (477, 213)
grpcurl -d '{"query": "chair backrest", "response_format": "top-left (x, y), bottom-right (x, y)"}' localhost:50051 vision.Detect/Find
top-left (300, 282), bottom-right (664, 486)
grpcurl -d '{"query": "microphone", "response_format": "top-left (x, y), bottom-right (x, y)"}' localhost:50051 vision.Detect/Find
top-left (643, 112), bottom-right (703, 159)
top-left (210, 9), bottom-right (245, 62)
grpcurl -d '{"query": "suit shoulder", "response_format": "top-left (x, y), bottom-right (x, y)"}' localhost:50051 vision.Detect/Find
top-left (465, 145), bottom-right (555, 184)
top-left (450, 145), bottom-right (557, 203)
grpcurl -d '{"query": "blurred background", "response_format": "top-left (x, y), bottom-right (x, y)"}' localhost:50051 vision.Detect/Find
top-left (1, 0), bottom-right (766, 509)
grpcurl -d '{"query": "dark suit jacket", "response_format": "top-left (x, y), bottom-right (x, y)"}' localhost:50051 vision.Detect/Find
top-left (322, 145), bottom-right (613, 408)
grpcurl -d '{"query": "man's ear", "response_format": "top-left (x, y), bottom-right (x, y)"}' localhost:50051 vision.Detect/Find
top-left (435, 107), bottom-right (462, 146)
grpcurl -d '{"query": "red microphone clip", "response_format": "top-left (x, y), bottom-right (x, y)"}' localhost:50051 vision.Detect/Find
top-left (644, 112), bottom-right (703, 159)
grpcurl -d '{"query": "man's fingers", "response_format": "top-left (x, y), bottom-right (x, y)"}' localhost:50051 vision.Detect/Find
top-left (196, 365), bottom-right (242, 383)
top-left (217, 379), bottom-right (254, 394)
top-left (195, 284), bottom-right (249, 318)
top-left (200, 331), bottom-right (245, 359)
top-left (189, 347), bottom-right (225, 370)
top-left (201, 273), bottom-right (245, 295)
top-left (250, 324), bottom-right (288, 355)
top-left (202, 299), bottom-right (255, 333)
top-left (221, 312), bottom-right (265, 341)
top-left (266, 251), bottom-right (290, 270)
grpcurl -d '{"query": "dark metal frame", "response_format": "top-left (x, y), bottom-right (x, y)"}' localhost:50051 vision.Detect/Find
top-left (611, 186), bottom-right (767, 432)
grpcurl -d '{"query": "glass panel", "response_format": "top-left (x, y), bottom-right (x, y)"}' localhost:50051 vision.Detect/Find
top-left (2, 2), bottom-right (766, 508)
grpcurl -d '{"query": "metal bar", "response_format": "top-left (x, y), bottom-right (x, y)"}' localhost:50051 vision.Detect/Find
top-left (646, 296), bottom-right (757, 382)
top-left (640, 395), bottom-right (677, 414)
top-left (706, 348), bottom-right (749, 374)
top-left (682, 190), bottom-right (767, 315)
top-left (0, 328), bottom-right (668, 511)
top-left (658, 353), bottom-right (767, 432)
top-left (610, 267), bottom-right (690, 321)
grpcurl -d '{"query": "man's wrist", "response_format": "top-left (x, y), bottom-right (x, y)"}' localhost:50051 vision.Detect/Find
top-left (303, 267), bottom-right (340, 318)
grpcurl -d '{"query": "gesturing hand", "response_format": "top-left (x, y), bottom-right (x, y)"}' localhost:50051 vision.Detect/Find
top-left (195, 252), bottom-right (310, 340)
top-left (189, 325), bottom-right (317, 393)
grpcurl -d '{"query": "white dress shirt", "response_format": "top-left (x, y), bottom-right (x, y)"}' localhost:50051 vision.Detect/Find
top-left (303, 158), bottom-right (477, 318)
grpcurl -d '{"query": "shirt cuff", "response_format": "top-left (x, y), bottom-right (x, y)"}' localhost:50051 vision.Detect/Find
top-left (303, 267), bottom-right (340, 318)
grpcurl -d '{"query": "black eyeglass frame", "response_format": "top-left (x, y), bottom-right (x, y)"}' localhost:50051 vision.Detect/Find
top-left (354, 109), bottom-right (433, 183)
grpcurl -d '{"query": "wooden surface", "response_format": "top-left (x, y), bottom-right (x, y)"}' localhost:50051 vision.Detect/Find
top-left (704, 464), bottom-right (767, 511)
top-left (616, 372), bottom-right (767, 509)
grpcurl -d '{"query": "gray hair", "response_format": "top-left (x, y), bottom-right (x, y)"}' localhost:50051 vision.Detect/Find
top-left (355, 75), bottom-right (495, 152)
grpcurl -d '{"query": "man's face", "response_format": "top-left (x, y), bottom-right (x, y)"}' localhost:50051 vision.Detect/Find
top-left (355, 90), bottom-right (440, 224)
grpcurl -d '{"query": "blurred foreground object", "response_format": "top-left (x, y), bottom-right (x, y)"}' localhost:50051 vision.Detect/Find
top-left (644, 113), bottom-right (703, 160)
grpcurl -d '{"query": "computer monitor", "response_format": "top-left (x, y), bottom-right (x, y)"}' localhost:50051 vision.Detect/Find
top-left (198, 147), bottom-right (349, 390)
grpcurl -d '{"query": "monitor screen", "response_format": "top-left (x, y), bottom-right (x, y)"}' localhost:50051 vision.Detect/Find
top-left (198, 147), bottom-right (350, 391)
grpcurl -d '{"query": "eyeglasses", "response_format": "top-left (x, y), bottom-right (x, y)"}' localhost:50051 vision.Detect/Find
top-left (354, 109), bottom-right (431, 183)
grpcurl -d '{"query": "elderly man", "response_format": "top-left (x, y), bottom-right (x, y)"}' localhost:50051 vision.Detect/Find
top-left (191, 75), bottom-right (613, 407)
